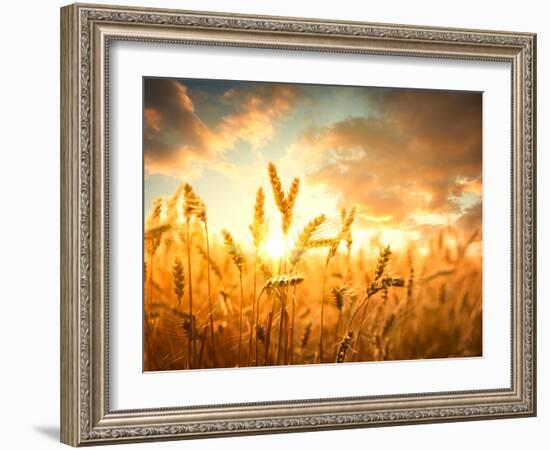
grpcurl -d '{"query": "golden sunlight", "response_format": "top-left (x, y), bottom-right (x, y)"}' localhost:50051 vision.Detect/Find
top-left (352, 229), bottom-right (420, 255)
top-left (143, 78), bottom-right (483, 372)
top-left (264, 229), bottom-right (293, 260)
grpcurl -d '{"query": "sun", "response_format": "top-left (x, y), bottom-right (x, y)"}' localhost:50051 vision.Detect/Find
top-left (264, 230), bottom-right (287, 259)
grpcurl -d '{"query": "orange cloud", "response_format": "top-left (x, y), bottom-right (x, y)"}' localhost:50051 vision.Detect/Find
top-left (290, 89), bottom-right (482, 231)
top-left (144, 80), bottom-right (217, 177)
top-left (456, 201), bottom-right (482, 232)
top-left (144, 79), bottom-right (299, 178)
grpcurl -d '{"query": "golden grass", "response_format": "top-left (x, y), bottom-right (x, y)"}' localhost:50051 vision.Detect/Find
top-left (143, 162), bottom-right (482, 371)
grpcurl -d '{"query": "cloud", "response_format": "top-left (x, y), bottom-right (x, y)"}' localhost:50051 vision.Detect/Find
top-left (144, 79), bottom-right (300, 178)
top-left (289, 89), bottom-right (482, 230)
top-left (219, 85), bottom-right (298, 157)
top-left (144, 79), bottom-right (218, 177)
top-left (456, 201), bottom-right (482, 232)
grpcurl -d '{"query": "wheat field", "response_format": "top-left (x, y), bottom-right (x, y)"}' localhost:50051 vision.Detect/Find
top-left (143, 162), bottom-right (482, 371)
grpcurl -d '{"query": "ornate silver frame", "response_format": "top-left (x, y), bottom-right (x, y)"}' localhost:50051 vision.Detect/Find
top-left (60, 3), bottom-right (537, 446)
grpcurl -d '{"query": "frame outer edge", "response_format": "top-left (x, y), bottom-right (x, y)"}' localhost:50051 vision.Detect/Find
top-left (528, 33), bottom-right (536, 416)
top-left (61, 2), bottom-right (537, 445)
top-left (533, 33), bottom-right (537, 417)
top-left (61, 3), bottom-right (81, 447)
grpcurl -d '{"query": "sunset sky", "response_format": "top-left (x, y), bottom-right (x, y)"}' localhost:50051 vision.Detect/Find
top-left (143, 77), bottom-right (482, 253)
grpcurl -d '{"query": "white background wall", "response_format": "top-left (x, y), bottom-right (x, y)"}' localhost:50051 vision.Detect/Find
top-left (0, 1), bottom-right (546, 449)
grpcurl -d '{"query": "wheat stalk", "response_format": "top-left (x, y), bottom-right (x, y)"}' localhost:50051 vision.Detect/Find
top-left (144, 196), bottom-right (167, 308)
top-left (264, 274), bottom-right (304, 366)
top-left (406, 248), bottom-right (415, 305)
top-left (286, 288), bottom-right (296, 365)
top-left (222, 229), bottom-right (245, 366)
top-left (262, 273), bottom-right (305, 365)
top-left (144, 197), bottom-right (168, 364)
top-left (300, 321), bottom-right (312, 363)
top-left (263, 290), bottom-right (275, 366)
top-left (346, 245), bottom-right (403, 361)
top-left (318, 214), bottom-right (351, 363)
top-left (267, 162), bottom-right (301, 364)
top-left (250, 188), bottom-right (265, 366)
top-left (203, 221), bottom-right (217, 368)
top-left (341, 207), bottom-right (356, 280)
top-left (184, 184), bottom-right (216, 368)
top-left (195, 244), bottom-right (223, 282)
top-left (286, 213), bottom-right (324, 364)
top-left (182, 186), bottom-right (194, 369)
top-left (182, 183), bottom-right (208, 368)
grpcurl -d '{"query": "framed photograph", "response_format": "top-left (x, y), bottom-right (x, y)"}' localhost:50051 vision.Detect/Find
top-left (60, 3), bottom-right (537, 446)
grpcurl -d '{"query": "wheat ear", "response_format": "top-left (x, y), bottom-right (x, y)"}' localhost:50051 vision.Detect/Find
top-left (267, 162), bottom-right (286, 219)
top-left (335, 331), bottom-right (354, 363)
top-left (289, 214), bottom-right (326, 268)
top-left (172, 258), bottom-right (185, 311)
top-left (283, 177), bottom-right (300, 235)
top-left (332, 286), bottom-right (345, 348)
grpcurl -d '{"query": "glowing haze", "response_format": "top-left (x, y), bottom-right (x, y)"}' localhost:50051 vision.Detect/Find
top-left (143, 77), bottom-right (482, 253)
